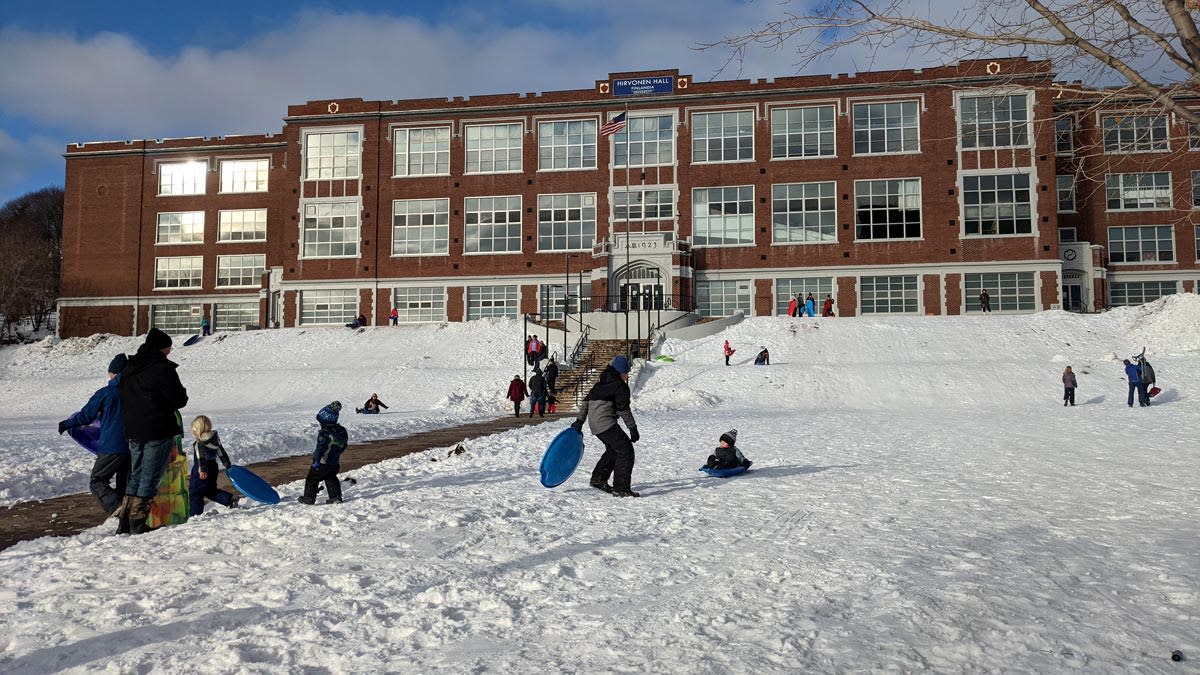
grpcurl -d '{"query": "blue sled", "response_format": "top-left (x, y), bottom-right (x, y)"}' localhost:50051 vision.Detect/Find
top-left (183, 334), bottom-right (203, 346)
top-left (540, 427), bottom-right (585, 488)
top-left (226, 465), bottom-right (280, 505)
top-left (699, 463), bottom-right (751, 478)
top-left (67, 421), bottom-right (103, 455)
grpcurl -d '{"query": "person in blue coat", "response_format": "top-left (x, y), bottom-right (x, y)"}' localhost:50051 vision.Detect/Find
top-left (59, 353), bottom-right (132, 533)
top-left (1124, 358), bottom-right (1149, 407)
top-left (298, 402), bottom-right (349, 504)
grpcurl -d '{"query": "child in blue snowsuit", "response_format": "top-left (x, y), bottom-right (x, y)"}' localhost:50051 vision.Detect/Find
top-left (59, 353), bottom-right (131, 533)
top-left (299, 402), bottom-right (349, 504)
top-left (188, 415), bottom-right (240, 515)
top-left (705, 429), bottom-right (752, 470)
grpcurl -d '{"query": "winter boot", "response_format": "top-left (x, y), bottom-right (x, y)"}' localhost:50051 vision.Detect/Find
top-left (612, 489), bottom-right (641, 498)
top-left (129, 496), bottom-right (155, 535)
top-left (589, 481), bottom-right (613, 494)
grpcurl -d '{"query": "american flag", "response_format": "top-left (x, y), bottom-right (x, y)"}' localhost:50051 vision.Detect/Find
top-left (600, 112), bottom-right (627, 136)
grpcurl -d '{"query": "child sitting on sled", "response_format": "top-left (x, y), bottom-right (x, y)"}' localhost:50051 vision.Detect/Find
top-left (705, 429), bottom-right (752, 470)
top-left (189, 415), bottom-right (241, 516)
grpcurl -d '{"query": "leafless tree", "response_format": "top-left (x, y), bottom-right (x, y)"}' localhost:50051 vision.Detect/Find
top-left (0, 187), bottom-right (64, 339)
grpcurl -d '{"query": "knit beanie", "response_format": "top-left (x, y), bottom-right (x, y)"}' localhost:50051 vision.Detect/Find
top-left (107, 353), bottom-right (128, 374)
top-left (317, 401), bottom-right (342, 425)
top-left (144, 327), bottom-right (173, 351)
top-left (610, 355), bottom-right (631, 374)
top-left (719, 429), bottom-right (738, 446)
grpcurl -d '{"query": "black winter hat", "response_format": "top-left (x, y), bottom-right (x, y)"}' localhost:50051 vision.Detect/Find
top-left (720, 429), bottom-right (738, 445)
top-left (144, 327), bottom-right (173, 351)
top-left (107, 353), bottom-right (128, 374)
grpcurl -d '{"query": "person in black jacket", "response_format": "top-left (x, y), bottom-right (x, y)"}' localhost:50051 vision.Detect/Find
top-left (528, 368), bottom-right (547, 418)
top-left (544, 357), bottom-right (559, 394)
top-left (118, 328), bottom-right (189, 534)
top-left (356, 394), bottom-right (389, 414)
top-left (299, 402), bottom-right (349, 504)
top-left (571, 355), bottom-right (640, 497)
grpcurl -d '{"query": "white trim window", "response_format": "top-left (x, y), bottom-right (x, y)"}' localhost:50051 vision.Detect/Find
top-left (959, 94), bottom-right (1029, 149)
top-left (773, 182), bottom-right (837, 243)
top-left (860, 275), bottom-right (919, 314)
top-left (962, 173), bottom-right (1033, 236)
top-left (1192, 170), bottom-right (1200, 208)
top-left (220, 159), bottom-right (268, 193)
top-left (1111, 281), bottom-right (1177, 306)
top-left (300, 289), bottom-right (357, 325)
top-left (213, 302), bottom-right (258, 331)
top-left (538, 282), bottom-right (591, 319)
top-left (394, 126), bottom-right (451, 177)
top-left (1057, 175), bottom-right (1076, 213)
top-left (301, 201), bottom-right (360, 258)
top-left (1102, 114), bottom-right (1168, 153)
top-left (696, 279), bottom-right (752, 317)
top-left (1059, 227), bottom-right (1078, 244)
top-left (158, 161), bottom-right (207, 196)
top-left (1190, 123), bottom-right (1200, 150)
top-left (854, 178), bottom-right (922, 240)
top-left (392, 287), bottom-right (447, 323)
top-left (964, 272), bottom-right (1036, 312)
top-left (465, 196), bottom-right (522, 254)
top-left (218, 209), bottom-right (267, 242)
top-left (465, 122), bottom-right (522, 174)
top-left (216, 254), bottom-right (266, 288)
top-left (1106, 172), bottom-right (1172, 210)
top-left (154, 256), bottom-right (203, 289)
top-left (692, 186), bottom-right (754, 246)
top-left (775, 277), bottom-right (833, 316)
top-left (151, 304), bottom-right (201, 334)
top-left (538, 119), bottom-right (597, 170)
top-left (1108, 225), bottom-right (1174, 264)
top-left (538, 192), bottom-right (596, 252)
top-left (156, 212), bottom-right (204, 245)
top-left (692, 110), bottom-right (753, 163)
top-left (467, 285), bottom-right (519, 319)
top-left (1055, 118), bottom-right (1074, 155)
top-left (613, 115), bottom-right (674, 168)
top-left (853, 101), bottom-right (920, 154)
top-left (613, 187), bottom-right (672, 222)
top-left (303, 130), bottom-right (361, 180)
top-left (392, 198), bottom-right (449, 256)
top-left (771, 104), bottom-right (835, 159)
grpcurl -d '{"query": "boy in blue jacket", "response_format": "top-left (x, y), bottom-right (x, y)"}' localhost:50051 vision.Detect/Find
top-left (59, 353), bottom-right (132, 533)
top-left (298, 402), bottom-right (349, 504)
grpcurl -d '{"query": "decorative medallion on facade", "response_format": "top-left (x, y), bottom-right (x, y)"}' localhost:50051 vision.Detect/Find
top-left (327, 102), bottom-right (340, 114)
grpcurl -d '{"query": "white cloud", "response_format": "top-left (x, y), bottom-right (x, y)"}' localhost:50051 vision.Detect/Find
top-left (0, 129), bottom-right (62, 198)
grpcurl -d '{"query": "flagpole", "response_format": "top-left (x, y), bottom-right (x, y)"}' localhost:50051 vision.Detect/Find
top-left (624, 101), bottom-right (631, 361)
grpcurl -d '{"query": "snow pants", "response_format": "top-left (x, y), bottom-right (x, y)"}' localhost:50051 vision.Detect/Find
top-left (189, 460), bottom-right (236, 516)
top-left (591, 426), bottom-right (636, 492)
top-left (303, 464), bottom-right (342, 503)
top-left (90, 453), bottom-right (130, 514)
top-left (1128, 382), bottom-right (1149, 406)
top-left (1063, 386), bottom-right (1076, 406)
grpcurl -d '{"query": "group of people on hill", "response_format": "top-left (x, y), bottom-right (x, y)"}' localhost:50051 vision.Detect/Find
top-left (507, 356), bottom-right (560, 418)
top-left (1060, 352), bottom-right (1159, 409)
top-left (723, 340), bottom-right (770, 367)
top-left (788, 293), bottom-right (835, 318)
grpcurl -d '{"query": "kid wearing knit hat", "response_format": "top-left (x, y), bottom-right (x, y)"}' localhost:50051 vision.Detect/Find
top-left (705, 428), bottom-right (752, 471)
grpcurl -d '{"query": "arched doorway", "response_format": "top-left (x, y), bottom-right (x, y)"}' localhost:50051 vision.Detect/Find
top-left (612, 260), bottom-right (665, 311)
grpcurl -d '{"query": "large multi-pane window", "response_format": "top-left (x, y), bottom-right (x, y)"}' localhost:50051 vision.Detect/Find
top-left (854, 179), bottom-right (922, 240)
top-left (394, 126), bottom-right (451, 176)
top-left (1055, 118), bottom-right (1074, 155)
top-left (156, 212), bottom-right (204, 245)
top-left (218, 209), bottom-right (267, 242)
top-left (303, 130), bottom-right (360, 180)
top-left (465, 123), bottom-right (522, 174)
top-left (773, 182), bottom-right (837, 243)
top-left (771, 105), bottom-right (835, 158)
top-left (154, 256), bottom-right (202, 289)
top-left (538, 119), bottom-right (597, 170)
top-left (538, 283), bottom-right (591, 319)
top-left (392, 198), bottom-right (449, 256)
top-left (959, 94), bottom-right (1029, 149)
top-left (692, 110), bottom-right (753, 163)
top-left (613, 187), bottom-right (673, 221)
top-left (964, 272), bottom-right (1036, 312)
top-left (1192, 170), bottom-right (1200, 208)
top-left (775, 277), bottom-right (833, 316)
top-left (1102, 114), bottom-right (1168, 153)
top-left (392, 287), bottom-right (447, 323)
top-left (467, 285), bottom-right (519, 319)
top-left (465, 196), bottom-right (522, 253)
top-left (213, 302), bottom-right (259, 331)
top-left (1190, 123), bottom-right (1200, 150)
top-left (1111, 281), bottom-right (1177, 306)
top-left (220, 159), bottom-right (269, 193)
top-left (860, 275), bottom-right (919, 314)
top-left (1105, 173), bottom-right (1172, 210)
top-left (962, 173), bottom-right (1033, 236)
top-left (853, 101), bottom-right (920, 154)
top-left (300, 289), bottom-right (357, 325)
top-left (613, 115), bottom-right (674, 167)
top-left (216, 254), bottom-right (266, 288)
top-left (1108, 225), bottom-right (1174, 263)
top-left (301, 201), bottom-right (359, 258)
top-left (1057, 175), bottom-right (1076, 213)
top-left (692, 186), bottom-right (754, 246)
top-left (538, 193), bottom-right (596, 251)
top-left (158, 161), bottom-right (206, 196)
top-left (151, 305), bottom-right (200, 334)
top-left (696, 279), bottom-right (752, 317)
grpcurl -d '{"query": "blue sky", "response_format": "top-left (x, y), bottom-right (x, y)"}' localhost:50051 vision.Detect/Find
top-left (0, 0), bottom-right (964, 205)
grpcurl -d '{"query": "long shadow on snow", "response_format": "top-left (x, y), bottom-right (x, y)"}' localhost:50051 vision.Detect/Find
top-left (641, 463), bottom-right (859, 498)
top-left (312, 466), bottom-right (528, 502)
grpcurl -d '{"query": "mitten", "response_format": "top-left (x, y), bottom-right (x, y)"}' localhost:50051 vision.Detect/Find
top-left (570, 420), bottom-right (584, 433)
top-left (628, 426), bottom-right (640, 443)
top-left (58, 420), bottom-right (69, 435)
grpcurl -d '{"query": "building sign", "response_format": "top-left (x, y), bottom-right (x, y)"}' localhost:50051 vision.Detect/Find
top-left (613, 76), bottom-right (674, 97)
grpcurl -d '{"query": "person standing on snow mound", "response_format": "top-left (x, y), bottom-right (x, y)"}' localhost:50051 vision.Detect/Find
top-left (723, 339), bottom-right (735, 366)
top-left (188, 415), bottom-right (240, 515)
top-left (1124, 358), bottom-right (1149, 407)
top-left (705, 429), bottom-right (752, 470)
top-left (299, 402), bottom-right (348, 504)
top-left (979, 289), bottom-right (992, 313)
top-left (1062, 366), bottom-right (1077, 407)
top-left (571, 355), bottom-right (641, 497)
top-left (119, 328), bottom-right (189, 535)
top-left (805, 292), bottom-right (816, 317)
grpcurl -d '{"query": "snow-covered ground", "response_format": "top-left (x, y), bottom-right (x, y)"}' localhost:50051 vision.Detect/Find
top-left (1, 300), bottom-right (1198, 673)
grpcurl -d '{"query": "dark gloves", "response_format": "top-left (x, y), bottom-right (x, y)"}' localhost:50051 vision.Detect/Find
top-left (311, 462), bottom-right (322, 470)
top-left (570, 420), bottom-right (584, 433)
top-left (58, 420), bottom-right (69, 435)
top-left (628, 426), bottom-right (640, 443)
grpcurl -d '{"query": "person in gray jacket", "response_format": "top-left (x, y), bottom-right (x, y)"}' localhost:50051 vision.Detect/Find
top-left (571, 355), bottom-right (640, 497)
